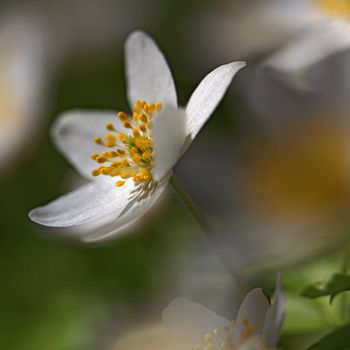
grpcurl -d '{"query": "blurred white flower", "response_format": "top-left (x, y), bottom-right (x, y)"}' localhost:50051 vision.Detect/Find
top-left (195, 0), bottom-right (350, 83)
top-left (0, 11), bottom-right (50, 173)
top-left (162, 279), bottom-right (285, 350)
top-left (29, 30), bottom-right (245, 242)
top-left (218, 54), bottom-right (350, 272)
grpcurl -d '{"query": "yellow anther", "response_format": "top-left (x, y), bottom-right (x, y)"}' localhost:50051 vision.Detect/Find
top-left (133, 175), bottom-right (141, 183)
top-left (133, 129), bottom-right (141, 138)
top-left (92, 101), bottom-right (160, 186)
top-left (91, 168), bottom-right (101, 177)
top-left (136, 139), bottom-right (151, 148)
top-left (131, 146), bottom-right (139, 154)
top-left (106, 141), bottom-right (115, 147)
top-left (155, 102), bottom-right (162, 110)
top-left (106, 122), bottom-right (115, 131)
top-left (118, 133), bottom-right (128, 142)
top-left (142, 151), bottom-right (152, 159)
top-left (91, 152), bottom-right (99, 160)
top-left (117, 111), bottom-right (129, 122)
top-left (140, 114), bottom-right (148, 123)
top-left (101, 167), bottom-right (112, 175)
top-left (132, 154), bottom-right (142, 163)
top-left (105, 133), bottom-right (116, 141)
top-left (94, 137), bottom-right (104, 145)
top-left (121, 170), bottom-right (131, 179)
top-left (119, 159), bottom-right (129, 167)
top-left (96, 156), bottom-right (107, 164)
top-left (115, 181), bottom-right (125, 187)
top-left (123, 121), bottom-right (133, 129)
top-left (110, 169), bottom-right (120, 176)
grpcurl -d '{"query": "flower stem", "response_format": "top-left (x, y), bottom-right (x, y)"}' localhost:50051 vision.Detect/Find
top-left (170, 174), bottom-right (247, 295)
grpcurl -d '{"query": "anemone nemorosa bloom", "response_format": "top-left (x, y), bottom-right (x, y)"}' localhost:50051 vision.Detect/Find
top-left (163, 280), bottom-right (285, 350)
top-left (29, 30), bottom-right (245, 241)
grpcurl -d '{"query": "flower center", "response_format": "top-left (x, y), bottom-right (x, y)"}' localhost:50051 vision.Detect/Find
top-left (240, 118), bottom-right (350, 223)
top-left (194, 319), bottom-right (260, 350)
top-left (91, 100), bottom-right (162, 187)
top-left (314, 0), bottom-right (350, 18)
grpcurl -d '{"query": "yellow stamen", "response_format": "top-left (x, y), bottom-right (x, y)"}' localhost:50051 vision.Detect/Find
top-left (96, 156), bottom-right (107, 164)
top-left (118, 111), bottom-right (129, 122)
top-left (91, 152), bottom-right (99, 160)
top-left (94, 137), bottom-right (104, 145)
top-left (106, 122), bottom-right (115, 131)
top-left (92, 99), bottom-right (162, 188)
top-left (314, 0), bottom-right (350, 18)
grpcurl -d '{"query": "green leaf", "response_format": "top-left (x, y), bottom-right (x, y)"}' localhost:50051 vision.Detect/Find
top-left (301, 273), bottom-right (350, 303)
top-left (307, 325), bottom-right (350, 350)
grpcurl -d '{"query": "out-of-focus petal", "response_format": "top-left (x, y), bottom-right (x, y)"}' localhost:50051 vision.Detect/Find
top-left (185, 62), bottom-right (245, 141)
top-left (237, 336), bottom-right (268, 350)
top-left (52, 110), bottom-right (124, 179)
top-left (153, 107), bottom-right (187, 181)
top-left (262, 276), bottom-right (286, 348)
top-left (264, 22), bottom-right (350, 82)
top-left (0, 14), bottom-right (48, 171)
top-left (235, 289), bottom-right (270, 336)
top-left (125, 30), bottom-right (177, 109)
top-left (163, 298), bottom-right (228, 350)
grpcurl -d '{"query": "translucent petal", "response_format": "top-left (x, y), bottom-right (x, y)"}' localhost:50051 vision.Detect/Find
top-left (163, 298), bottom-right (228, 350)
top-left (264, 23), bottom-right (350, 80)
top-left (29, 178), bottom-right (135, 227)
top-left (153, 106), bottom-right (187, 181)
top-left (125, 30), bottom-right (177, 109)
top-left (185, 62), bottom-right (245, 140)
top-left (262, 276), bottom-right (286, 348)
top-left (52, 110), bottom-right (123, 179)
top-left (236, 288), bottom-right (270, 336)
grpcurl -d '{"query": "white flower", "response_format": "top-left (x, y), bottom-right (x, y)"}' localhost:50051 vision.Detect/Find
top-left (199, 0), bottom-right (350, 81)
top-left (29, 30), bottom-right (245, 242)
top-left (0, 12), bottom-right (49, 173)
top-left (162, 279), bottom-right (285, 350)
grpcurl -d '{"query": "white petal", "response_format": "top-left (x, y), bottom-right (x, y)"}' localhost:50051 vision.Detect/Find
top-left (30, 174), bottom-right (170, 240)
top-left (153, 106), bottom-right (187, 181)
top-left (237, 337), bottom-right (267, 350)
top-left (262, 276), bottom-right (286, 348)
top-left (185, 62), bottom-right (245, 140)
top-left (79, 173), bottom-right (171, 241)
top-left (236, 289), bottom-right (270, 336)
top-left (125, 30), bottom-right (177, 109)
top-left (52, 110), bottom-right (123, 179)
top-left (162, 298), bottom-right (228, 350)
top-left (264, 22), bottom-right (350, 79)
top-left (29, 177), bottom-right (135, 227)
